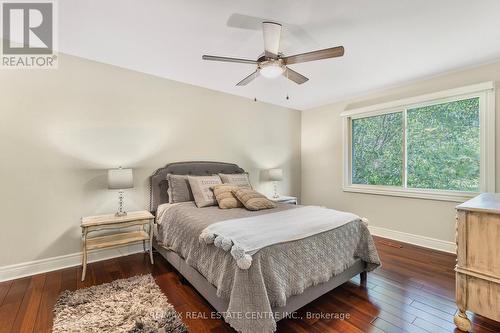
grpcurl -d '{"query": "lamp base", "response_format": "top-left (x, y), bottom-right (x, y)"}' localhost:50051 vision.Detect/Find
top-left (273, 181), bottom-right (279, 199)
top-left (115, 190), bottom-right (127, 217)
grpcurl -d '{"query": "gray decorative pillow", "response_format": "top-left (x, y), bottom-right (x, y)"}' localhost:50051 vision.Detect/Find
top-left (188, 175), bottom-right (222, 207)
top-left (219, 173), bottom-right (251, 187)
top-left (167, 174), bottom-right (194, 203)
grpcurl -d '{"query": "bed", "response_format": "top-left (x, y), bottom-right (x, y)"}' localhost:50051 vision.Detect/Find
top-left (150, 161), bottom-right (380, 333)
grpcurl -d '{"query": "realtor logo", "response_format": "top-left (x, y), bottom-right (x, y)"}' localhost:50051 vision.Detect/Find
top-left (1, 1), bottom-right (57, 68)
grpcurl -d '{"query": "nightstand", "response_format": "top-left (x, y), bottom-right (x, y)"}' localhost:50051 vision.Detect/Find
top-left (271, 195), bottom-right (298, 205)
top-left (80, 210), bottom-right (155, 281)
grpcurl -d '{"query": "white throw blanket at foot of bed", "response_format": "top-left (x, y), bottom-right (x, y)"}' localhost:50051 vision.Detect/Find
top-left (199, 206), bottom-right (361, 269)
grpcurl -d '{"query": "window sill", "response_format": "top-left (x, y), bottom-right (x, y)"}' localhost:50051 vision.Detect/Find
top-left (343, 185), bottom-right (477, 203)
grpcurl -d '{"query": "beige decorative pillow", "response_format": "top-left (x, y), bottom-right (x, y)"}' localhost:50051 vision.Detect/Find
top-left (188, 175), bottom-right (222, 207)
top-left (212, 184), bottom-right (244, 209)
top-left (232, 188), bottom-right (277, 211)
top-left (219, 173), bottom-right (252, 187)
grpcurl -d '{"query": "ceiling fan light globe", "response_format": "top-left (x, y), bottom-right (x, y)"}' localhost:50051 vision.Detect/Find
top-left (259, 61), bottom-right (285, 79)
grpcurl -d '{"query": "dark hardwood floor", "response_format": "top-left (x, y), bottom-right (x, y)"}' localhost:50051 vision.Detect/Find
top-left (1, 236), bottom-right (499, 333)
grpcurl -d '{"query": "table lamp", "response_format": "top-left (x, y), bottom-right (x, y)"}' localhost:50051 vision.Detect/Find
top-left (108, 167), bottom-right (134, 217)
top-left (268, 168), bottom-right (283, 199)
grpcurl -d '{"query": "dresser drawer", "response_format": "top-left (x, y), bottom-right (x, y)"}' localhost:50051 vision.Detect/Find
top-left (464, 212), bottom-right (500, 276)
top-left (457, 272), bottom-right (500, 322)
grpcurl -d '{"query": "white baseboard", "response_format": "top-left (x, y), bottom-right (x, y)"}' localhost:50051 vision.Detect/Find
top-left (0, 226), bottom-right (456, 282)
top-left (0, 244), bottom-right (143, 282)
top-left (368, 225), bottom-right (456, 254)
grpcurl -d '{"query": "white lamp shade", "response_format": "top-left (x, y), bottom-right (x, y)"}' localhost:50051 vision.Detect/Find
top-left (268, 168), bottom-right (283, 181)
top-left (108, 168), bottom-right (134, 189)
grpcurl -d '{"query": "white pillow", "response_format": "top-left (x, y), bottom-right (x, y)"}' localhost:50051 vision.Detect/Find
top-left (188, 175), bottom-right (222, 207)
top-left (218, 173), bottom-right (251, 187)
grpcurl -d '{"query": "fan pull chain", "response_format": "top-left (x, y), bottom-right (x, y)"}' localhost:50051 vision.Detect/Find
top-left (286, 68), bottom-right (290, 101)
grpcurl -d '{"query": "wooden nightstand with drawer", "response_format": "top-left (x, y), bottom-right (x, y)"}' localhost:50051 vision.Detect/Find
top-left (270, 195), bottom-right (298, 205)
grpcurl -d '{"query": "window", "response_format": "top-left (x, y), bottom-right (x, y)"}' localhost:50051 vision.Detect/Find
top-left (342, 82), bottom-right (495, 202)
top-left (407, 98), bottom-right (480, 192)
top-left (352, 112), bottom-right (403, 186)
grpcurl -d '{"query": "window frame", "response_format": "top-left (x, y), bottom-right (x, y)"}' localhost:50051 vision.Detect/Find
top-left (341, 82), bottom-right (495, 202)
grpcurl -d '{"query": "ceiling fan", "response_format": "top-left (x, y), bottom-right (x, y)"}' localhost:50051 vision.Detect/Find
top-left (202, 21), bottom-right (344, 86)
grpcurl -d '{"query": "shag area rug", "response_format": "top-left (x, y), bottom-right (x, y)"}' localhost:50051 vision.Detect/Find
top-left (53, 274), bottom-right (187, 333)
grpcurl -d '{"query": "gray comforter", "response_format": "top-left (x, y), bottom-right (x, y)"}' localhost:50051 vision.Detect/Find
top-left (156, 202), bottom-right (380, 333)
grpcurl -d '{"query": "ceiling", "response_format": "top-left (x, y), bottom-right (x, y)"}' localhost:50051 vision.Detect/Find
top-left (58, 0), bottom-right (500, 110)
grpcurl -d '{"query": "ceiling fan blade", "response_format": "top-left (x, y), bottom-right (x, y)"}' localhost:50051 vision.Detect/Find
top-left (227, 13), bottom-right (262, 31)
top-left (284, 67), bottom-right (309, 84)
top-left (283, 46), bottom-right (344, 65)
top-left (236, 70), bottom-right (259, 86)
top-left (202, 55), bottom-right (258, 65)
top-left (263, 22), bottom-right (282, 58)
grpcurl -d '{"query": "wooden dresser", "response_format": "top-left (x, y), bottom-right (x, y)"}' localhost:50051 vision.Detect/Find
top-left (454, 193), bottom-right (500, 331)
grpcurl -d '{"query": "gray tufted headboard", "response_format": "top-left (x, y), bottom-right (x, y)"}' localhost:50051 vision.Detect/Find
top-left (149, 161), bottom-right (245, 214)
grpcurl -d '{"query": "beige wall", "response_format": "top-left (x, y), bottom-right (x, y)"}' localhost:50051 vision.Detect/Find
top-left (4, 51), bottom-right (499, 268)
top-left (0, 54), bottom-right (301, 267)
top-left (301, 60), bottom-right (500, 242)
